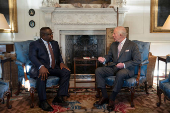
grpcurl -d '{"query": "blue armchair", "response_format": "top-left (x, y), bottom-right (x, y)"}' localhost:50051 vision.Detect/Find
top-left (14, 40), bottom-right (33, 95)
top-left (157, 72), bottom-right (170, 107)
top-left (97, 40), bottom-right (150, 107)
top-left (14, 40), bottom-right (60, 108)
top-left (0, 79), bottom-right (12, 109)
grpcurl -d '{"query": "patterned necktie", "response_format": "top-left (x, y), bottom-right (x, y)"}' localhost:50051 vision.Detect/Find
top-left (47, 42), bottom-right (55, 69)
top-left (118, 43), bottom-right (122, 57)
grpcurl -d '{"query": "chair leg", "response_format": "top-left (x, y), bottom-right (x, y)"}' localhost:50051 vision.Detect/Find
top-left (144, 81), bottom-right (149, 94)
top-left (6, 91), bottom-right (12, 109)
top-left (95, 88), bottom-right (100, 98)
top-left (14, 82), bottom-right (21, 96)
top-left (2, 98), bottom-right (4, 104)
top-left (130, 87), bottom-right (135, 107)
top-left (30, 87), bottom-right (35, 108)
top-left (156, 87), bottom-right (162, 107)
top-left (164, 97), bottom-right (166, 103)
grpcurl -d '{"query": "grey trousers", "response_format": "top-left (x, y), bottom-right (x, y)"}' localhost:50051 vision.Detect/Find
top-left (95, 66), bottom-right (130, 92)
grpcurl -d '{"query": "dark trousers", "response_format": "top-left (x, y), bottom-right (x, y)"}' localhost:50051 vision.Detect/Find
top-left (95, 66), bottom-right (130, 93)
top-left (36, 67), bottom-right (70, 101)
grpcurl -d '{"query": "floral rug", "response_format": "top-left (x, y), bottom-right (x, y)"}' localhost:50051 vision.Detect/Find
top-left (0, 87), bottom-right (170, 113)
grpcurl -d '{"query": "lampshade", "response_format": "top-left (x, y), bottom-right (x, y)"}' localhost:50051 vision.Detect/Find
top-left (162, 15), bottom-right (170, 30)
top-left (0, 13), bottom-right (10, 29)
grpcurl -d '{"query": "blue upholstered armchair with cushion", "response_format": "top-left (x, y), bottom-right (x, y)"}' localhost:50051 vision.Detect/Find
top-left (14, 40), bottom-right (60, 108)
top-left (0, 79), bottom-right (12, 109)
top-left (14, 40), bottom-right (33, 95)
top-left (103, 40), bottom-right (150, 107)
top-left (157, 72), bottom-right (170, 107)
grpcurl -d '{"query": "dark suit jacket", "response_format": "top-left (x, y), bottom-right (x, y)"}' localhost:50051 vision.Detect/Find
top-left (104, 39), bottom-right (141, 77)
top-left (29, 39), bottom-right (63, 78)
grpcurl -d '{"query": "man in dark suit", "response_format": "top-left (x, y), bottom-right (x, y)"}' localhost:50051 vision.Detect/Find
top-left (29, 27), bottom-right (70, 111)
top-left (93, 26), bottom-right (141, 111)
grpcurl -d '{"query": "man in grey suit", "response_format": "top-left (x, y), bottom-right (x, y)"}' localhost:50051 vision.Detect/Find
top-left (93, 26), bottom-right (141, 111)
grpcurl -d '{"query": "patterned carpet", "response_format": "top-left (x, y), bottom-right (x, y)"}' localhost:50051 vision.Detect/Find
top-left (0, 87), bottom-right (170, 113)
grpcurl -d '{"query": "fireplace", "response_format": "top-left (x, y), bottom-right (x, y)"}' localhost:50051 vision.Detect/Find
top-left (40, 7), bottom-right (128, 75)
top-left (65, 35), bottom-right (105, 74)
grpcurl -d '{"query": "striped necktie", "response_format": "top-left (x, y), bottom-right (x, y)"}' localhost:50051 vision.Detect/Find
top-left (47, 42), bottom-right (55, 69)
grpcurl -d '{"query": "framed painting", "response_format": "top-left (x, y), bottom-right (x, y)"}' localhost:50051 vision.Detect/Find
top-left (0, 0), bottom-right (18, 33)
top-left (150, 0), bottom-right (170, 33)
top-left (106, 27), bottom-right (129, 54)
top-left (59, 0), bottom-right (111, 4)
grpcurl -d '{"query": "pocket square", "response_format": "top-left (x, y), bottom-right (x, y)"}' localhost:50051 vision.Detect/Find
top-left (125, 50), bottom-right (129, 52)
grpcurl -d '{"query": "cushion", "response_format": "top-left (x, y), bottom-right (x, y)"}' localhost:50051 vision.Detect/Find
top-left (105, 75), bottom-right (146, 87)
top-left (29, 76), bottom-right (60, 88)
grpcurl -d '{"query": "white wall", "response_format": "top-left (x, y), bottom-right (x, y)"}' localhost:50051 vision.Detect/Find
top-left (0, 0), bottom-right (170, 75)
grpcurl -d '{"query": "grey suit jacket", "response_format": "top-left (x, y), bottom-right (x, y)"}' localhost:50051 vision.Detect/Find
top-left (104, 39), bottom-right (141, 77)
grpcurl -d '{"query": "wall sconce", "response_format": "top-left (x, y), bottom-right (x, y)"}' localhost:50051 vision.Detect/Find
top-left (162, 15), bottom-right (170, 30)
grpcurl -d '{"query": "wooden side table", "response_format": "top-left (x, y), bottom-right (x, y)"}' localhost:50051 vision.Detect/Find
top-left (0, 57), bottom-right (12, 96)
top-left (74, 57), bottom-right (97, 92)
top-left (157, 56), bottom-right (170, 93)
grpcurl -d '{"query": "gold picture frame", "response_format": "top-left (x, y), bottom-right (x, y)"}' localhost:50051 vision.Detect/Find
top-left (150, 0), bottom-right (170, 33)
top-left (106, 27), bottom-right (129, 54)
top-left (0, 0), bottom-right (18, 33)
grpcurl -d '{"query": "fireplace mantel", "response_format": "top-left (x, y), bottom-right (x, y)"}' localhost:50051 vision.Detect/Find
top-left (40, 7), bottom-right (128, 62)
top-left (40, 7), bottom-right (128, 43)
top-left (40, 7), bottom-right (128, 27)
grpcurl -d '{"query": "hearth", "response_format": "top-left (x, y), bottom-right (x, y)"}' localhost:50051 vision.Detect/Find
top-left (65, 35), bottom-right (105, 74)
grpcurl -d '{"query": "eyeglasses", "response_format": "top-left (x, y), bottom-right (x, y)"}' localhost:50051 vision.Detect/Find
top-left (44, 32), bottom-right (53, 36)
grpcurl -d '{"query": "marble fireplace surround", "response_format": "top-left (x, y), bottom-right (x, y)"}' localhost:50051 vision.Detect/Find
top-left (40, 7), bottom-right (128, 62)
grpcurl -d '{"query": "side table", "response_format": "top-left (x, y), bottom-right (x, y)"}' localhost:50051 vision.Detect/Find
top-left (0, 57), bottom-right (12, 97)
top-left (74, 57), bottom-right (97, 92)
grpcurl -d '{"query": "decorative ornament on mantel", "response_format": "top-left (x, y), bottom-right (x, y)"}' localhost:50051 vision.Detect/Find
top-left (84, 4), bottom-right (91, 8)
top-left (101, 4), bottom-right (110, 8)
top-left (42, 0), bottom-right (60, 7)
top-left (115, 0), bottom-right (126, 7)
top-left (42, 0), bottom-right (47, 7)
top-left (54, 3), bottom-right (61, 8)
top-left (72, 3), bottom-right (83, 8)
top-left (93, 5), bottom-right (98, 8)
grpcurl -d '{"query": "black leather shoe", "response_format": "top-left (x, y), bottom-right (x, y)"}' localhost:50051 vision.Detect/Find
top-left (52, 96), bottom-right (69, 106)
top-left (39, 100), bottom-right (54, 111)
top-left (93, 97), bottom-right (109, 107)
top-left (107, 100), bottom-right (115, 112)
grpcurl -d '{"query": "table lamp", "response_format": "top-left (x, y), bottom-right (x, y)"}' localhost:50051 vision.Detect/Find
top-left (162, 15), bottom-right (170, 30)
top-left (0, 13), bottom-right (10, 53)
top-left (0, 13), bottom-right (10, 29)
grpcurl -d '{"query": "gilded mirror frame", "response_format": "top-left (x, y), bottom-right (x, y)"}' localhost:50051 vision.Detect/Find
top-left (0, 0), bottom-right (18, 33)
top-left (150, 0), bottom-right (170, 33)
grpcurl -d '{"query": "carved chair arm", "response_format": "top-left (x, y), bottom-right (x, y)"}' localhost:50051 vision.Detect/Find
top-left (15, 60), bottom-right (29, 80)
top-left (15, 60), bottom-right (25, 67)
top-left (136, 60), bottom-right (149, 85)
